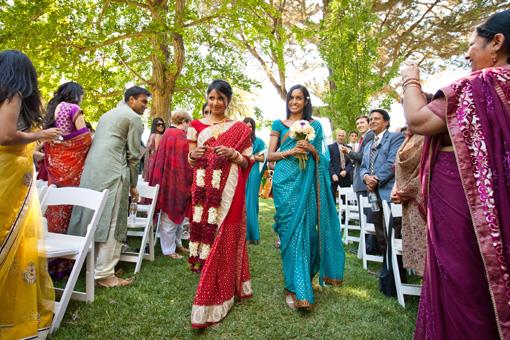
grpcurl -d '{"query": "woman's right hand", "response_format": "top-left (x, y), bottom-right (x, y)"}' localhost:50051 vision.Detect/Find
top-left (37, 128), bottom-right (63, 142)
top-left (190, 146), bottom-right (207, 160)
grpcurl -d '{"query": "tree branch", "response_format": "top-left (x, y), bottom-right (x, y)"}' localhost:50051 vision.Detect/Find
top-left (116, 52), bottom-right (153, 87)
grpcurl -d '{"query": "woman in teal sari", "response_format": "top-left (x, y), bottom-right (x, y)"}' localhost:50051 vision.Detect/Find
top-left (268, 84), bottom-right (345, 310)
top-left (243, 117), bottom-right (266, 244)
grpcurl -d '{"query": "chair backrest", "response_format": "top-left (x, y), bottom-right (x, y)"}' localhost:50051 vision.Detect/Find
top-left (37, 184), bottom-right (49, 202)
top-left (359, 196), bottom-right (371, 226)
top-left (382, 200), bottom-right (391, 235)
top-left (136, 183), bottom-right (159, 221)
top-left (40, 187), bottom-right (109, 236)
top-left (382, 200), bottom-right (403, 238)
top-left (391, 203), bottom-right (402, 218)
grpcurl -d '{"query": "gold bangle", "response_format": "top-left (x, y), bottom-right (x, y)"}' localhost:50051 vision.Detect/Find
top-left (234, 151), bottom-right (243, 164)
top-left (402, 77), bottom-right (420, 85)
top-left (403, 80), bottom-right (421, 88)
top-left (187, 153), bottom-right (196, 165)
top-left (403, 83), bottom-right (422, 94)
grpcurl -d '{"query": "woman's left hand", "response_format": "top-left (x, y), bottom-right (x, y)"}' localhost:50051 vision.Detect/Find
top-left (213, 146), bottom-right (234, 159)
top-left (401, 64), bottom-right (420, 83)
top-left (297, 140), bottom-right (315, 153)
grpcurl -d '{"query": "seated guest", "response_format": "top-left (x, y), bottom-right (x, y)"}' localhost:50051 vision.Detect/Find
top-left (69, 86), bottom-right (150, 288)
top-left (149, 110), bottom-right (193, 259)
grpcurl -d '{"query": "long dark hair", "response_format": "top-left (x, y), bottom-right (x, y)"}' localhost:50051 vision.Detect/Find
top-left (0, 50), bottom-right (43, 128)
top-left (45, 81), bottom-right (84, 128)
top-left (242, 117), bottom-right (257, 142)
top-left (477, 10), bottom-right (510, 63)
top-left (150, 117), bottom-right (165, 134)
top-left (286, 84), bottom-right (313, 121)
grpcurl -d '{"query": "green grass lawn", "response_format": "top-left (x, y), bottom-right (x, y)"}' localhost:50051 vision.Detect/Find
top-left (51, 198), bottom-right (418, 339)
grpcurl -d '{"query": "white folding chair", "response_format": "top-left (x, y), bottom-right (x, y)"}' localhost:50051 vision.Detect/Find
top-left (382, 201), bottom-right (422, 307)
top-left (338, 186), bottom-right (360, 245)
top-left (120, 183), bottom-right (159, 274)
top-left (36, 180), bottom-right (48, 201)
top-left (359, 196), bottom-right (384, 270)
top-left (38, 186), bottom-right (109, 334)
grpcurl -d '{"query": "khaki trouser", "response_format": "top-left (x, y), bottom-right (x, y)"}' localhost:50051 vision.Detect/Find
top-left (95, 180), bottom-right (123, 280)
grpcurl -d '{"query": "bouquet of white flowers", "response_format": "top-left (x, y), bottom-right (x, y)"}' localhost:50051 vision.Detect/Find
top-left (289, 120), bottom-right (316, 170)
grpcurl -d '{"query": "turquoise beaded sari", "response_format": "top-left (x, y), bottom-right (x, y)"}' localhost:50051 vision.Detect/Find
top-left (245, 137), bottom-right (266, 242)
top-left (272, 119), bottom-right (345, 305)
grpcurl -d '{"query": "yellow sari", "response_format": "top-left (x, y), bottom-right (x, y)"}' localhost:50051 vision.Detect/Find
top-left (0, 142), bottom-right (54, 339)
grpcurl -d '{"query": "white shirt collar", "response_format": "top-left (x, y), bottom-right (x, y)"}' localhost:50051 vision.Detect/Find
top-left (375, 129), bottom-right (387, 141)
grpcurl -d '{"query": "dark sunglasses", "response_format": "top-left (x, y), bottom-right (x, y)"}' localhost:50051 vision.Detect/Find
top-left (156, 123), bottom-right (165, 126)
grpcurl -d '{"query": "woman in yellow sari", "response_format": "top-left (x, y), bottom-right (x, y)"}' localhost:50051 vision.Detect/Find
top-left (0, 50), bottom-right (61, 339)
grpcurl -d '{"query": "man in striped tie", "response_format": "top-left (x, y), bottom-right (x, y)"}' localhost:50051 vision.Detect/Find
top-left (359, 109), bottom-right (404, 255)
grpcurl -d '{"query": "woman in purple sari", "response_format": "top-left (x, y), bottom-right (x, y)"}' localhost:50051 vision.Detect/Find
top-left (402, 11), bottom-right (510, 339)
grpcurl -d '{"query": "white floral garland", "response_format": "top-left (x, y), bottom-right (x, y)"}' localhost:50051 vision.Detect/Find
top-left (196, 169), bottom-right (206, 187)
top-left (199, 244), bottom-right (211, 259)
top-left (189, 241), bottom-right (199, 257)
top-left (193, 205), bottom-right (203, 223)
top-left (212, 169), bottom-right (222, 189)
top-left (207, 207), bottom-right (218, 224)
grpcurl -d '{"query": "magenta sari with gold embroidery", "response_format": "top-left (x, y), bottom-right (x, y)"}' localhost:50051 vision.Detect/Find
top-left (416, 66), bottom-right (510, 339)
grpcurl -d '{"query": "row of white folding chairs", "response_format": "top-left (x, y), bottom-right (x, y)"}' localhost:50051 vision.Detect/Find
top-left (37, 185), bottom-right (109, 334)
top-left (338, 187), bottom-right (360, 244)
top-left (120, 182), bottom-right (159, 274)
top-left (381, 201), bottom-right (422, 307)
top-left (338, 187), bottom-right (383, 268)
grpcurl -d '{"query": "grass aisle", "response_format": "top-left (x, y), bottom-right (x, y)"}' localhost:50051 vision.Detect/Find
top-left (53, 199), bottom-right (418, 339)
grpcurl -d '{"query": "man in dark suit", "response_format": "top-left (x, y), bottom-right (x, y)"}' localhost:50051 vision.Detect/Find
top-left (359, 109), bottom-right (404, 254)
top-left (328, 129), bottom-right (353, 200)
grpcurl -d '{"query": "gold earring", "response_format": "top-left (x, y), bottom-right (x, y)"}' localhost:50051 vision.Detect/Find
top-left (491, 49), bottom-right (498, 65)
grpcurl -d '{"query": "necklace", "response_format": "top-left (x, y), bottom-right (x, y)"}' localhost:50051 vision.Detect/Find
top-left (210, 117), bottom-right (229, 139)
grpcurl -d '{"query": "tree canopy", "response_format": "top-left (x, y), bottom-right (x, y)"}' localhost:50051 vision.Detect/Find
top-left (1, 0), bottom-right (508, 129)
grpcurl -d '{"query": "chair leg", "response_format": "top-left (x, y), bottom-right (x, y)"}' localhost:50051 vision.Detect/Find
top-left (392, 249), bottom-right (405, 307)
top-left (344, 209), bottom-right (350, 244)
top-left (361, 228), bottom-right (367, 270)
top-left (135, 225), bottom-right (150, 274)
top-left (50, 251), bottom-right (88, 334)
top-left (148, 223), bottom-right (155, 261)
top-left (86, 245), bottom-right (95, 303)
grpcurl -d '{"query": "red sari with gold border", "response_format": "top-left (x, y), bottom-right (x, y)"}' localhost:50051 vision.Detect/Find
top-left (187, 119), bottom-right (253, 328)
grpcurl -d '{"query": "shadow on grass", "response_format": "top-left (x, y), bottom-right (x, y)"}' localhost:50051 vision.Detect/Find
top-left (51, 198), bottom-right (417, 340)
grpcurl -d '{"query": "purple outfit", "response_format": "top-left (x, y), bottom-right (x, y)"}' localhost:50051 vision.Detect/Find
top-left (54, 102), bottom-right (88, 140)
top-left (416, 66), bottom-right (510, 339)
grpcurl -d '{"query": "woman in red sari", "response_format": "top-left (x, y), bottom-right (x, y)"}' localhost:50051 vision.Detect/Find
top-left (43, 82), bottom-right (92, 278)
top-left (402, 11), bottom-right (510, 339)
top-left (187, 79), bottom-right (253, 328)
